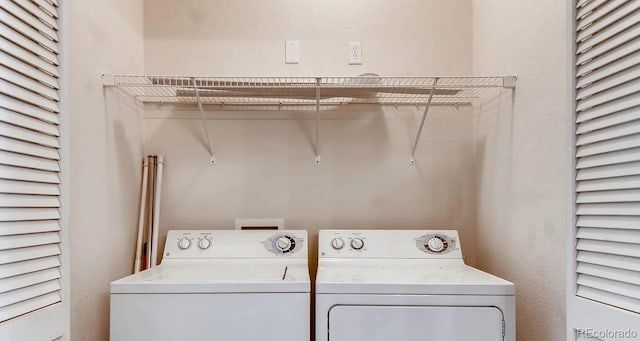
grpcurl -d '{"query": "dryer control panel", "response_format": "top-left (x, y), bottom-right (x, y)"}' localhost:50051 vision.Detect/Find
top-left (318, 230), bottom-right (462, 259)
top-left (163, 230), bottom-right (307, 259)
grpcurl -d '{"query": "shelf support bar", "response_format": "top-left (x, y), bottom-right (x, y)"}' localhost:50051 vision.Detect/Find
top-left (314, 77), bottom-right (321, 164)
top-left (193, 77), bottom-right (216, 165)
top-left (410, 77), bottom-right (438, 165)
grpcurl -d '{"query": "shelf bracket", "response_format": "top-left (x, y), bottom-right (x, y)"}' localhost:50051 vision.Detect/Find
top-left (503, 75), bottom-right (517, 89)
top-left (409, 77), bottom-right (438, 165)
top-left (314, 77), bottom-right (321, 165)
top-left (193, 77), bottom-right (216, 165)
top-left (102, 74), bottom-right (115, 87)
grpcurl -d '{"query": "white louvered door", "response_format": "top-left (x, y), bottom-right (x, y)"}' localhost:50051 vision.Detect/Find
top-left (0, 0), bottom-right (67, 340)
top-left (570, 0), bottom-right (640, 339)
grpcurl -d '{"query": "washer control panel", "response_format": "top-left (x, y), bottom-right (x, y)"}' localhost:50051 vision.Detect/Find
top-left (164, 230), bottom-right (308, 260)
top-left (323, 231), bottom-right (370, 254)
top-left (319, 230), bottom-right (462, 259)
top-left (415, 233), bottom-right (456, 254)
top-left (263, 233), bottom-right (305, 255)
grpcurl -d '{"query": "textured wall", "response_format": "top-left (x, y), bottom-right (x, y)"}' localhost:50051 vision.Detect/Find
top-left (144, 0), bottom-right (472, 76)
top-left (142, 0), bottom-right (477, 273)
top-left (65, 1), bottom-right (571, 340)
top-left (472, 0), bottom-right (569, 340)
top-left (67, 0), bottom-right (144, 339)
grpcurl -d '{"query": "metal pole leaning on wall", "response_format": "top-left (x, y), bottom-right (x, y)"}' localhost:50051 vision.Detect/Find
top-left (150, 155), bottom-right (164, 268)
top-left (134, 158), bottom-right (149, 273)
top-left (410, 77), bottom-right (439, 165)
top-left (145, 156), bottom-right (156, 270)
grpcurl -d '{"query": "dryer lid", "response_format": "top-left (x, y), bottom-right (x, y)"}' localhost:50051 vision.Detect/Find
top-left (111, 262), bottom-right (310, 294)
top-left (315, 262), bottom-right (514, 295)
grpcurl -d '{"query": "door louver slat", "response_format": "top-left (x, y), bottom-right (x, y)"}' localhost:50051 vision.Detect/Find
top-left (577, 263), bottom-right (640, 286)
top-left (577, 161), bottom-right (640, 180)
top-left (0, 108), bottom-right (60, 136)
top-left (0, 280), bottom-right (60, 308)
top-left (0, 220), bottom-right (60, 236)
top-left (0, 244), bottom-right (60, 264)
top-left (576, 107), bottom-right (639, 134)
top-left (0, 291), bottom-right (60, 323)
top-left (576, 175), bottom-right (640, 191)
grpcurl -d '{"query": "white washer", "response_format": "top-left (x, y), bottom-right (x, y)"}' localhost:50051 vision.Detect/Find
top-left (110, 230), bottom-right (310, 341)
top-left (316, 230), bottom-right (515, 341)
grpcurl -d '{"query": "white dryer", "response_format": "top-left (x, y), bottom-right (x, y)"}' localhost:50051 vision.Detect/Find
top-left (316, 229), bottom-right (515, 341)
top-left (110, 230), bottom-right (310, 341)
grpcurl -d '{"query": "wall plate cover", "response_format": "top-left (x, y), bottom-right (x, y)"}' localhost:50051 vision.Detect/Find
top-left (349, 42), bottom-right (362, 65)
top-left (285, 40), bottom-right (300, 64)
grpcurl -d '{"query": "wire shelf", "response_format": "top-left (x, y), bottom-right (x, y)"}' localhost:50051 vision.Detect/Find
top-left (103, 74), bottom-right (516, 165)
top-left (105, 75), bottom-right (516, 106)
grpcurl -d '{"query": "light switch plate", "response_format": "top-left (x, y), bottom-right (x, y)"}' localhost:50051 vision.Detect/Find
top-left (285, 40), bottom-right (300, 64)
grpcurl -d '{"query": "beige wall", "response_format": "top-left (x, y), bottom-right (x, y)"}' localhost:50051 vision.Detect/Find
top-left (142, 0), bottom-right (478, 271)
top-left (472, 1), bottom-right (569, 340)
top-left (63, 0), bottom-right (570, 339)
top-left (144, 0), bottom-right (472, 76)
top-left (67, 0), bottom-right (143, 340)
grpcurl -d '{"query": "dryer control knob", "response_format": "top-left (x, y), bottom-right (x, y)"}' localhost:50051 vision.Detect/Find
top-left (331, 238), bottom-right (344, 250)
top-left (427, 237), bottom-right (445, 252)
top-left (276, 237), bottom-right (292, 251)
top-left (198, 238), bottom-right (211, 250)
top-left (350, 238), bottom-right (364, 250)
top-left (177, 238), bottom-right (191, 250)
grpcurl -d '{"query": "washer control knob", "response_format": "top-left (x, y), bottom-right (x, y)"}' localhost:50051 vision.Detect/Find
top-left (177, 238), bottom-right (191, 250)
top-left (331, 238), bottom-right (344, 250)
top-left (276, 237), bottom-right (292, 251)
top-left (198, 238), bottom-right (211, 250)
top-left (427, 237), bottom-right (445, 252)
top-left (350, 238), bottom-right (364, 250)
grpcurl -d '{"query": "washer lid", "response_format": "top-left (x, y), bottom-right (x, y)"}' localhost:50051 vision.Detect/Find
top-left (111, 262), bottom-right (310, 294)
top-left (315, 262), bottom-right (514, 295)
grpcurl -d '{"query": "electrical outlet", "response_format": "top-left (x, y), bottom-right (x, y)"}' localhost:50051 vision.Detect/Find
top-left (349, 42), bottom-right (362, 65)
